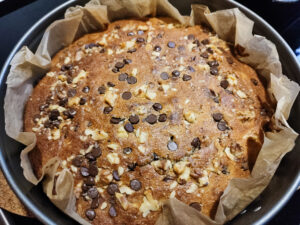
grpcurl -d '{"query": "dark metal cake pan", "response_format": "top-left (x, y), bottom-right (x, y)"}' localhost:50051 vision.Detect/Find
top-left (0, 0), bottom-right (299, 224)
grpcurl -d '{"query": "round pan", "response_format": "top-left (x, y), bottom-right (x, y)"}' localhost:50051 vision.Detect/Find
top-left (0, 0), bottom-right (299, 224)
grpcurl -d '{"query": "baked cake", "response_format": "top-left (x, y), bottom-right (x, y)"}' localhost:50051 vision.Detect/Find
top-left (24, 18), bottom-right (273, 224)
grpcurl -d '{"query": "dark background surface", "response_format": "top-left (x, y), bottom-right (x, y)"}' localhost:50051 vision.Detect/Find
top-left (0, 0), bottom-right (299, 225)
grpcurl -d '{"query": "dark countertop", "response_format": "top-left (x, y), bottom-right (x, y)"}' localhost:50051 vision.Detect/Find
top-left (0, 0), bottom-right (299, 225)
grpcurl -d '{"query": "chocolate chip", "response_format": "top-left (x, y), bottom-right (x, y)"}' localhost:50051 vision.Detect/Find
top-left (210, 67), bottom-right (219, 75)
top-left (154, 45), bottom-right (162, 52)
top-left (103, 106), bottom-right (113, 114)
top-left (122, 91), bottom-right (132, 100)
top-left (251, 78), bottom-right (258, 86)
top-left (187, 66), bottom-right (195, 72)
top-left (212, 113), bottom-right (223, 122)
top-left (153, 103), bottom-right (162, 111)
top-left (80, 97), bottom-right (87, 105)
top-left (127, 76), bottom-right (137, 84)
top-left (217, 121), bottom-right (228, 131)
top-left (98, 85), bottom-right (106, 94)
top-left (85, 177), bottom-right (95, 186)
top-left (91, 197), bottom-right (100, 209)
top-left (85, 43), bottom-right (99, 49)
top-left (107, 183), bottom-right (119, 195)
top-left (85, 152), bottom-right (96, 161)
top-left (80, 167), bottom-right (89, 177)
top-left (66, 76), bottom-right (73, 84)
top-left (208, 61), bottom-right (219, 67)
top-left (51, 120), bottom-right (61, 128)
top-left (82, 183), bottom-right (90, 192)
top-left (167, 141), bottom-right (177, 151)
top-left (91, 146), bottom-right (102, 158)
top-left (107, 82), bottom-right (115, 87)
top-left (49, 109), bottom-right (60, 121)
top-left (127, 32), bottom-right (134, 36)
top-left (123, 147), bottom-right (132, 155)
top-left (109, 206), bottom-right (117, 217)
top-left (61, 64), bottom-right (72, 71)
top-left (39, 104), bottom-right (49, 111)
top-left (153, 153), bottom-right (159, 161)
top-left (124, 123), bottom-right (134, 132)
top-left (127, 48), bottom-right (137, 53)
top-left (193, 39), bottom-right (200, 47)
top-left (160, 72), bottom-right (169, 80)
top-left (63, 108), bottom-right (76, 119)
top-left (200, 52), bottom-right (209, 59)
top-left (136, 37), bottom-right (145, 43)
top-left (207, 47), bottom-right (214, 54)
top-left (201, 39), bottom-right (210, 45)
top-left (115, 62), bottom-right (125, 69)
top-left (172, 70), bottom-right (180, 77)
top-left (188, 34), bottom-right (195, 40)
top-left (110, 117), bottom-right (123, 124)
top-left (85, 209), bottom-right (96, 220)
top-left (113, 170), bottom-right (120, 181)
top-left (100, 48), bottom-right (105, 53)
top-left (137, 30), bottom-right (144, 35)
top-left (123, 58), bottom-right (132, 64)
top-left (145, 114), bottom-right (157, 124)
top-left (158, 113), bottom-right (167, 122)
top-left (59, 97), bottom-right (68, 106)
top-left (130, 179), bottom-right (142, 191)
top-left (67, 88), bottom-right (76, 97)
top-left (220, 80), bottom-right (229, 89)
top-left (72, 156), bottom-right (83, 167)
top-left (87, 187), bottom-right (98, 199)
top-left (112, 67), bottom-right (119, 73)
top-left (119, 73), bottom-right (128, 81)
top-left (226, 57), bottom-right (234, 64)
top-left (191, 137), bottom-right (201, 149)
top-left (163, 175), bottom-right (175, 182)
top-left (189, 202), bottom-right (202, 211)
top-left (182, 74), bottom-right (192, 81)
top-left (128, 163), bottom-right (137, 171)
top-left (167, 41), bottom-right (175, 48)
top-left (129, 115), bottom-right (139, 124)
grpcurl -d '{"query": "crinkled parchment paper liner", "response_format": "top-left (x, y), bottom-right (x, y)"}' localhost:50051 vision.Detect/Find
top-left (4, 1), bottom-right (299, 224)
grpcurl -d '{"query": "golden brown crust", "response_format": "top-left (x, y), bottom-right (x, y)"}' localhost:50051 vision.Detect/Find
top-left (24, 18), bottom-right (273, 224)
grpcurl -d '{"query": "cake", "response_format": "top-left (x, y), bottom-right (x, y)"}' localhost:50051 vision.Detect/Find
top-left (24, 17), bottom-right (274, 224)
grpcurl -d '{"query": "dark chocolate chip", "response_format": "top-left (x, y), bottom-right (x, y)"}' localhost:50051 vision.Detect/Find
top-left (212, 113), bottom-right (223, 122)
top-left (107, 82), bottom-right (115, 87)
top-left (163, 175), bottom-right (175, 182)
top-left (67, 88), bottom-right (77, 97)
top-left (201, 39), bottom-right (210, 45)
top-left (127, 48), bottom-right (137, 53)
top-left (124, 123), bottom-right (134, 132)
top-left (207, 60), bottom-right (219, 67)
top-left (187, 66), bottom-right (195, 72)
top-left (85, 177), bottom-right (95, 186)
top-left (61, 64), bottom-right (72, 72)
top-left (145, 114), bottom-right (157, 124)
top-left (100, 48), bottom-right (105, 53)
top-left (89, 164), bottom-right (98, 177)
top-left (115, 62), bottom-right (125, 69)
top-left (130, 179), bottom-right (142, 191)
top-left (188, 34), bottom-right (195, 40)
top-left (59, 97), bottom-right (68, 106)
top-left (189, 202), bottom-right (202, 211)
top-left (220, 80), bottom-right (229, 89)
top-left (153, 153), bottom-right (159, 161)
top-left (200, 52), bottom-right (209, 59)
top-left (39, 104), bottom-right (49, 111)
top-left (122, 91), bottom-right (132, 100)
top-left (80, 167), bottom-right (89, 177)
top-left (87, 187), bottom-right (99, 199)
top-left (66, 76), bottom-right (73, 84)
top-left (85, 209), bottom-right (96, 220)
top-left (72, 156), bottom-right (83, 167)
top-left (119, 73), bottom-right (128, 81)
top-left (158, 113), bottom-right (167, 122)
top-left (112, 67), bottom-right (119, 73)
top-left (91, 197), bottom-right (100, 209)
top-left (123, 58), bottom-right (132, 64)
top-left (193, 39), bottom-right (200, 47)
top-left (127, 76), bottom-right (137, 84)
top-left (49, 109), bottom-right (60, 121)
top-left (85, 152), bottom-right (96, 161)
top-left (127, 32), bottom-right (134, 36)
top-left (154, 45), bottom-right (162, 52)
top-left (217, 121), bottom-right (228, 131)
top-left (153, 103), bottom-right (162, 111)
top-left (226, 57), bottom-right (234, 64)
top-left (51, 120), bottom-right (61, 128)
top-left (110, 117), bottom-right (123, 124)
top-left (129, 115), bottom-right (139, 124)
top-left (207, 47), bottom-right (214, 54)
top-left (123, 147), bottom-right (132, 155)
top-left (82, 183), bottom-right (90, 192)
top-left (167, 141), bottom-right (177, 151)
top-left (64, 108), bottom-right (77, 118)
top-left (172, 70), bottom-right (180, 77)
top-left (136, 37), bottom-right (145, 43)
top-left (167, 41), bottom-right (175, 48)
top-left (160, 72), bottom-right (169, 80)
top-left (182, 74), bottom-right (192, 81)
top-left (103, 106), bottom-right (113, 114)
top-left (91, 146), bottom-right (102, 158)
top-left (137, 30), bottom-right (144, 35)
top-left (107, 183), bottom-right (119, 195)
top-left (128, 163), bottom-right (137, 171)
top-left (80, 97), bottom-right (87, 105)
top-left (210, 67), bottom-right (219, 75)
top-left (98, 86), bottom-right (106, 94)
top-left (191, 137), bottom-right (201, 149)
top-left (251, 78), bottom-right (258, 86)
top-left (113, 170), bottom-right (120, 181)
top-left (109, 206), bottom-right (117, 217)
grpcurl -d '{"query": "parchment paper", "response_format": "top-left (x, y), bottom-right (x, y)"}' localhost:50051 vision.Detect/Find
top-left (4, 0), bottom-right (299, 224)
